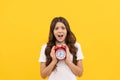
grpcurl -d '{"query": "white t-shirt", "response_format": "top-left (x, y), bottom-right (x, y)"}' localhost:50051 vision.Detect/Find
top-left (38, 42), bottom-right (84, 80)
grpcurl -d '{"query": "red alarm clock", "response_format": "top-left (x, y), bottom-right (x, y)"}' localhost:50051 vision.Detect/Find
top-left (54, 45), bottom-right (66, 60)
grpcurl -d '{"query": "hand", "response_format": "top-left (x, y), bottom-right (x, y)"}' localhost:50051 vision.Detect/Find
top-left (50, 46), bottom-right (58, 63)
top-left (64, 45), bottom-right (71, 63)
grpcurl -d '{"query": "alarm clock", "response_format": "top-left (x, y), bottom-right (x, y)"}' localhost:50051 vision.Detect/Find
top-left (54, 45), bottom-right (66, 60)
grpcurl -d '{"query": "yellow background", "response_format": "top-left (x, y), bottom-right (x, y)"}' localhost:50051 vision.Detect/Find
top-left (0, 0), bottom-right (120, 80)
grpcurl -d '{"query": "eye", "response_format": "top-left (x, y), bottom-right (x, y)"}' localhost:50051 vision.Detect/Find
top-left (54, 27), bottom-right (59, 30)
top-left (61, 26), bottom-right (66, 30)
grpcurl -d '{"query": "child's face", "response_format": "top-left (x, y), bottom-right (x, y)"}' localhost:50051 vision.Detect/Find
top-left (53, 22), bottom-right (67, 43)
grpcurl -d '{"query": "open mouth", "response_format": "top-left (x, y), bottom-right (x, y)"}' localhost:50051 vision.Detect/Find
top-left (58, 34), bottom-right (63, 37)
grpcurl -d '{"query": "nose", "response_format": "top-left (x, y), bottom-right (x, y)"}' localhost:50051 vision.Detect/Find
top-left (58, 28), bottom-right (63, 33)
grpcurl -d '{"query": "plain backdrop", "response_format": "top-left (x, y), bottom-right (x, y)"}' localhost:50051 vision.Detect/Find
top-left (0, 0), bottom-right (120, 80)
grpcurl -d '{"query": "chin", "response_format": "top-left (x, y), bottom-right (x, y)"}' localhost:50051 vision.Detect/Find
top-left (57, 40), bottom-right (65, 43)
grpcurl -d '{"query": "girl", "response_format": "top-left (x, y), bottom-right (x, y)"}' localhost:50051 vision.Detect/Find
top-left (38, 17), bottom-right (84, 80)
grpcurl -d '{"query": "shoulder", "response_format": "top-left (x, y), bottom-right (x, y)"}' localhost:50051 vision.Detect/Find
top-left (41, 43), bottom-right (47, 48)
top-left (41, 43), bottom-right (47, 50)
top-left (74, 42), bottom-right (81, 48)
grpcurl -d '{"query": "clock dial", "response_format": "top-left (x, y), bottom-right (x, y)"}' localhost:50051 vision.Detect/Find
top-left (56, 49), bottom-right (66, 60)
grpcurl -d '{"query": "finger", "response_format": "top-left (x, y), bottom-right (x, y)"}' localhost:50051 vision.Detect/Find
top-left (51, 46), bottom-right (56, 56)
top-left (51, 46), bottom-right (55, 52)
top-left (65, 45), bottom-right (69, 51)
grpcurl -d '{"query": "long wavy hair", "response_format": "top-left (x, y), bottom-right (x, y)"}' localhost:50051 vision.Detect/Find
top-left (45, 17), bottom-right (78, 66)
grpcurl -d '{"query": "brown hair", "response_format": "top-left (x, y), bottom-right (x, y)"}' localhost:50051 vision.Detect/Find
top-left (45, 17), bottom-right (78, 66)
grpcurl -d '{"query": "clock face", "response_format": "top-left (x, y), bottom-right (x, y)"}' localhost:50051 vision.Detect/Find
top-left (55, 49), bottom-right (66, 60)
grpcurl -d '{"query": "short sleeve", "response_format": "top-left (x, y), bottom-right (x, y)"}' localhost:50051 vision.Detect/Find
top-left (38, 44), bottom-right (47, 62)
top-left (75, 42), bottom-right (84, 60)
